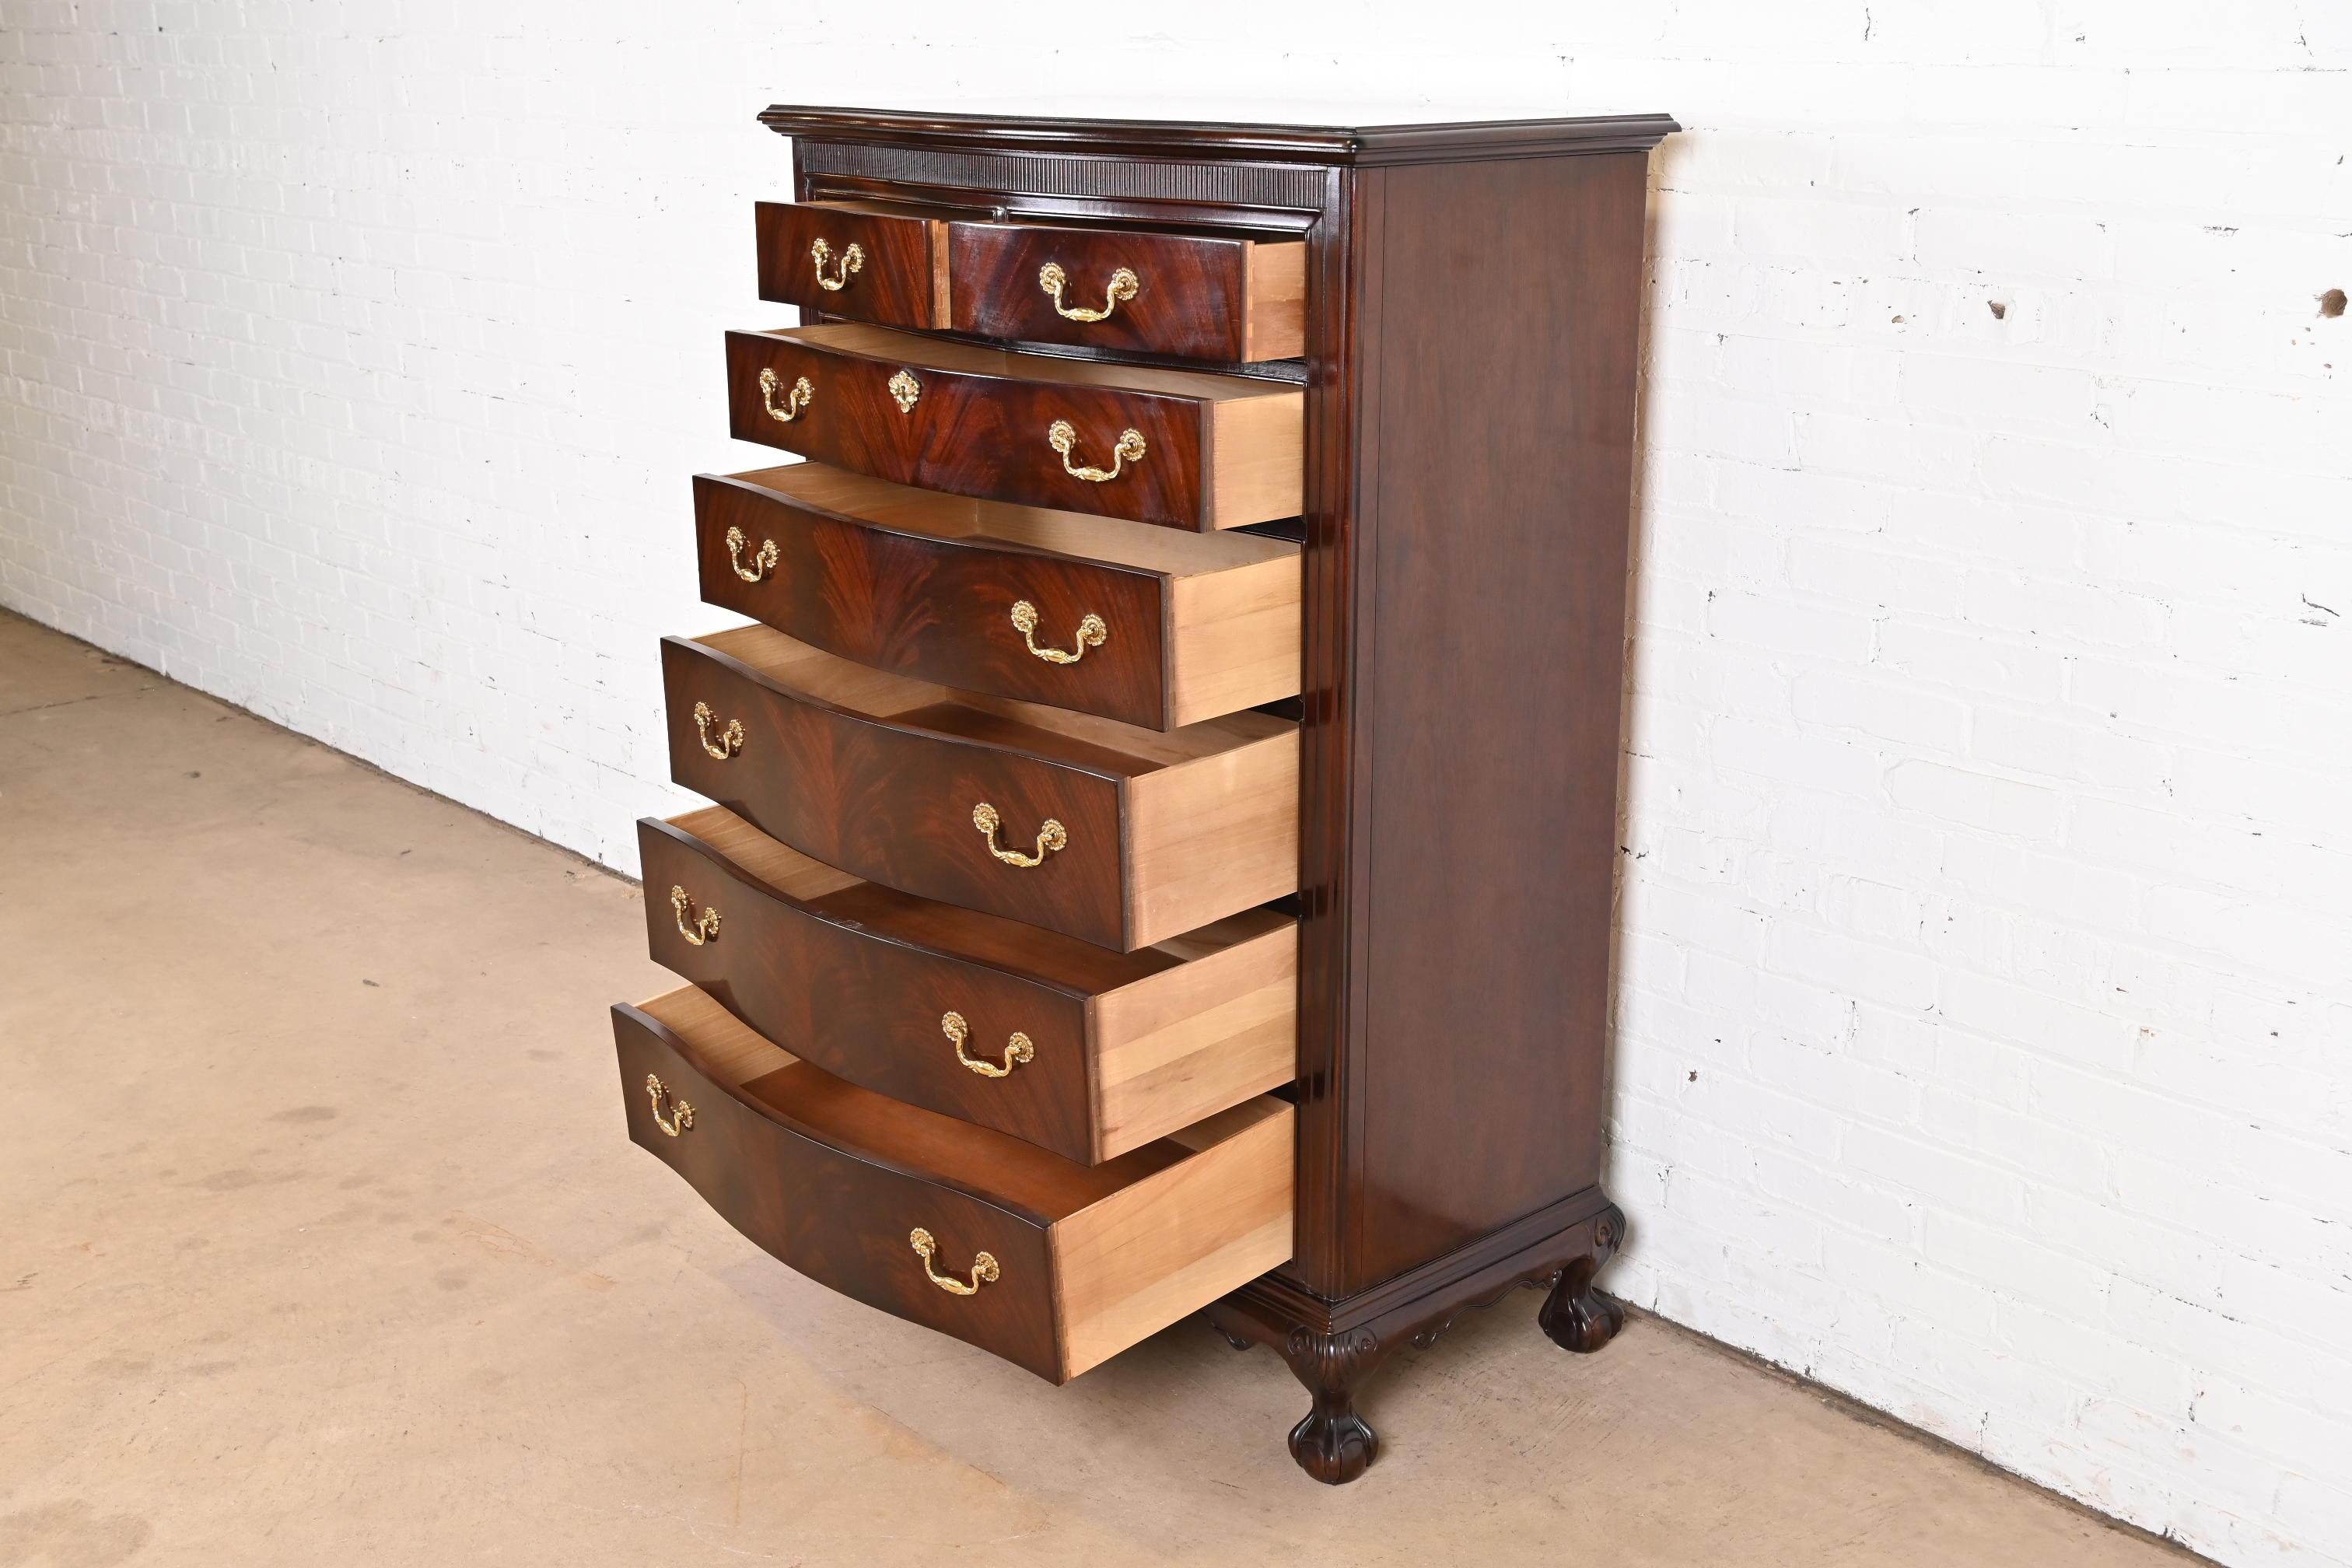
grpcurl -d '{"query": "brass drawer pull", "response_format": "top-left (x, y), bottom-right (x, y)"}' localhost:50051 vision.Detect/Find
top-left (726, 526), bottom-right (779, 583)
top-left (758, 367), bottom-right (814, 423)
top-left (1038, 261), bottom-right (1139, 323)
top-left (909, 1228), bottom-right (999, 1295)
top-left (693, 701), bottom-right (745, 761)
top-left (810, 236), bottom-right (863, 291)
top-left (644, 1073), bottom-right (695, 1138)
top-left (971, 803), bottom-right (1066, 867)
top-left (1010, 601), bottom-right (1107, 665)
top-left (940, 1011), bottom-right (1036, 1078)
top-left (670, 886), bottom-right (720, 946)
top-left (1047, 420), bottom-right (1145, 483)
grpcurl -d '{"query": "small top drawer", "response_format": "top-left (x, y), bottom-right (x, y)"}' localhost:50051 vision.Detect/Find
top-left (947, 222), bottom-right (1305, 363)
top-left (754, 201), bottom-right (947, 331)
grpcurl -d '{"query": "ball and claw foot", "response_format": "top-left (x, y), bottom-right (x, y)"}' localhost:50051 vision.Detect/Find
top-left (1276, 1326), bottom-right (1388, 1485)
top-left (1538, 1210), bottom-right (1627, 1354)
top-left (1538, 1273), bottom-right (1624, 1353)
top-left (1289, 1396), bottom-right (1379, 1485)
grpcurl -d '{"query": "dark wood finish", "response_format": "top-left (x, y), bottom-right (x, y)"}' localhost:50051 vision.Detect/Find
top-left (615, 995), bottom-right (1163, 1381)
top-left (723, 324), bottom-right (1301, 531)
top-left (660, 626), bottom-right (1296, 950)
top-left (1341, 153), bottom-right (1651, 1286)
top-left (1205, 1198), bottom-right (1624, 1484)
top-left (754, 200), bottom-right (943, 329)
top-left (695, 466), bottom-right (1166, 728)
top-left (607, 107), bottom-right (1675, 1479)
top-left (639, 809), bottom-right (1293, 1164)
top-left (762, 104), bottom-right (1682, 166)
top-left (664, 630), bottom-right (1125, 945)
top-left (947, 220), bottom-right (1301, 362)
top-left (616, 986), bottom-right (1293, 1382)
top-left (693, 464), bottom-right (1300, 731)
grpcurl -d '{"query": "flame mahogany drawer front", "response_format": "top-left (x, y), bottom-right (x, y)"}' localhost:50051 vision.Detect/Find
top-left (613, 105), bottom-right (1675, 1484)
top-left (614, 986), bottom-right (1293, 1382)
top-left (694, 464), bottom-right (1301, 730)
top-left (639, 808), bottom-right (1296, 1165)
top-left (754, 200), bottom-right (946, 331)
top-left (945, 221), bottom-right (1306, 362)
top-left (754, 198), bottom-right (1307, 362)
top-left (660, 625), bottom-right (1299, 952)
top-left (723, 324), bottom-right (1304, 531)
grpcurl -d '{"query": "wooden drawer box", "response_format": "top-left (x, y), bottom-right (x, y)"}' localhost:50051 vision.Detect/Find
top-left (694, 464), bottom-right (1300, 730)
top-left (754, 200), bottom-right (946, 331)
top-left (662, 625), bottom-right (1298, 951)
top-left (614, 985), bottom-right (1293, 1383)
top-left (640, 807), bottom-right (1295, 1164)
top-left (754, 199), bottom-right (1305, 362)
top-left (723, 324), bottom-right (1303, 530)
top-left (946, 220), bottom-right (1304, 362)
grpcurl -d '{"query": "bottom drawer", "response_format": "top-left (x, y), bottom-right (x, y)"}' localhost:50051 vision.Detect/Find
top-left (613, 985), bottom-right (1293, 1383)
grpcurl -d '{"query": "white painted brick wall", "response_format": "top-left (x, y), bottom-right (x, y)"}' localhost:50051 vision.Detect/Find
top-left (2, 5), bottom-right (2347, 1562)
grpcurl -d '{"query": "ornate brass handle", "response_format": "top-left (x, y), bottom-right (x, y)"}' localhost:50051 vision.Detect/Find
top-left (693, 701), bottom-right (744, 761)
top-left (810, 236), bottom-right (864, 291)
top-left (1010, 601), bottom-right (1107, 665)
top-left (1038, 261), bottom-right (1139, 323)
top-left (1047, 420), bottom-right (1146, 483)
top-left (758, 367), bottom-right (814, 423)
top-left (940, 1012), bottom-right (1035, 1078)
top-left (670, 886), bottom-right (720, 946)
top-left (971, 803), bottom-right (1066, 868)
top-left (909, 1228), bottom-right (999, 1295)
top-left (726, 525), bottom-right (779, 583)
top-left (645, 1073), bottom-right (695, 1138)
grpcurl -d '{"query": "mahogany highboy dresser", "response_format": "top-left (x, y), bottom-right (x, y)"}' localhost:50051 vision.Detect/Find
top-left (610, 104), bottom-right (1676, 1483)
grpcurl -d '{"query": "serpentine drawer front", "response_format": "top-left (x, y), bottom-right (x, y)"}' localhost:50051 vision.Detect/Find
top-left (723, 324), bottom-right (1304, 530)
top-left (639, 807), bottom-right (1296, 1164)
top-left (614, 985), bottom-right (1294, 1383)
top-left (694, 464), bottom-right (1301, 730)
top-left (612, 105), bottom-right (1673, 1479)
top-left (661, 625), bottom-right (1299, 951)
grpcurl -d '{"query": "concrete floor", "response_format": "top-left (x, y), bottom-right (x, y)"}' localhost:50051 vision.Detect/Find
top-left (0, 606), bottom-right (2201, 1567)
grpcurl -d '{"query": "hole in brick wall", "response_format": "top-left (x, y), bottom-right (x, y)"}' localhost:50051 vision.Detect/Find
top-left (2322, 288), bottom-right (2347, 318)
top-left (1988, 300), bottom-right (2008, 319)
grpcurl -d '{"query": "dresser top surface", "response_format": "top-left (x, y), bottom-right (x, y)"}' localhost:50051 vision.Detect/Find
top-left (759, 104), bottom-right (1678, 166)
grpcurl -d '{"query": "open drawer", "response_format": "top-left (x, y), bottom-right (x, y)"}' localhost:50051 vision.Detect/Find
top-left (662, 624), bottom-right (1298, 951)
top-left (694, 464), bottom-right (1300, 730)
top-left (614, 985), bottom-right (1294, 1382)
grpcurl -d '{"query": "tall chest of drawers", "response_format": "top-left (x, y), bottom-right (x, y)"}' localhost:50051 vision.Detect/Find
top-left (611, 105), bottom-right (1677, 1484)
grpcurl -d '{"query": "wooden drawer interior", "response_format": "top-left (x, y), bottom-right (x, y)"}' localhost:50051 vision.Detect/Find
top-left (618, 985), bottom-right (1293, 1381)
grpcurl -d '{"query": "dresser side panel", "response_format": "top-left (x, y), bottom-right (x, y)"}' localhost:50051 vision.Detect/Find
top-left (1348, 153), bottom-right (1648, 1290)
